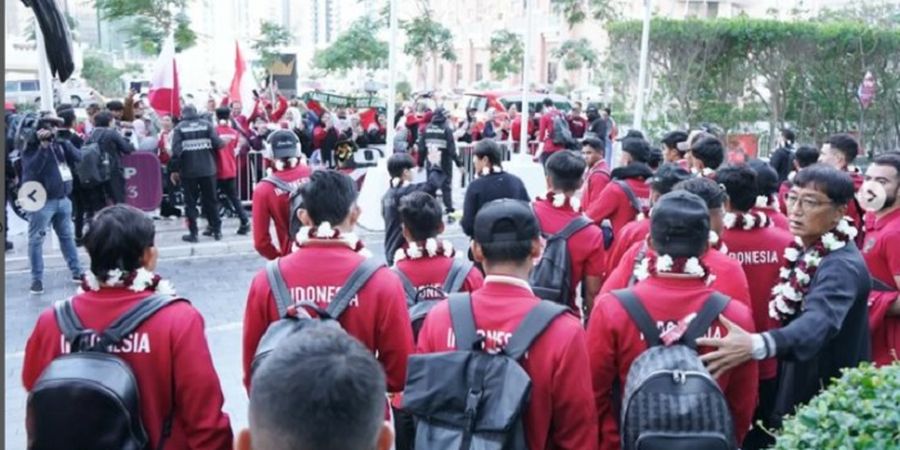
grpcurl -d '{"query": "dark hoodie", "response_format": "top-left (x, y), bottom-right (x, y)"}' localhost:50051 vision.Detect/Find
top-left (417, 109), bottom-right (458, 169)
top-left (382, 165), bottom-right (447, 265)
top-left (610, 162), bottom-right (654, 181)
top-left (170, 107), bottom-right (223, 179)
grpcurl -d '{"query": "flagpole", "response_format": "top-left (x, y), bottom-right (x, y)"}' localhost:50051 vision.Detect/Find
top-left (519, 0), bottom-right (533, 157)
top-left (386, 0), bottom-right (398, 154)
top-left (633, 0), bottom-right (652, 131)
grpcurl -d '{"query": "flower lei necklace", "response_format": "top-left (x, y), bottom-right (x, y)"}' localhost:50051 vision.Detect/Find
top-left (708, 230), bottom-right (728, 254)
top-left (394, 238), bottom-right (456, 262)
top-left (479, 165), bottom-right (503, 177)
top-left (723, 210), bottom-right (772, 231)
top-left (693, 167), bottom-right (716, 178)
top-left (79, 268), bottom-right (176, 295)
top-left (755, 195), bottom-right (780, 212)
top-left (633, 251), bottom-right (717, 286)
top-left (538, 191), bottom-right (581, 211)
top-left (390, 177), bottom-right (410, 188)
top-left (294, 221), bottom-right (373, 258)
top-left (769, 217), bottom-right (858, 321)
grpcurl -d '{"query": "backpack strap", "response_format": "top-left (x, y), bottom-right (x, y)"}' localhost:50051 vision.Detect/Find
top-left (327, 258), bottom-right (385, 319)
top-left (626, 242), bottom-right (650, 287)
top-left (551, 215), bottom-right (593, 241)
top-left (266, 259), bottom-right (294, 317)
top-left (614, 180), bottom-right (643, 214)
top-left (392, 267), bottom-right (418, 306)
top-left (99, 294), bottom-right (186, 347)
top-left (503, 301), bottom-right (569, 360)
top-left (872, 277), bottom-right (897, 292)
top-left (442, 258), bottom-right (474, 293)
top-left (53, 297), bottom-right (86, 345)
top-left (262, 175), bottom-right (293, 193)
top-left (448, 293), bottom-right (479, 351)
top-left (681, 292), bottom-right (731, 350)
top-left (612, 289), bottom-right (662, 347)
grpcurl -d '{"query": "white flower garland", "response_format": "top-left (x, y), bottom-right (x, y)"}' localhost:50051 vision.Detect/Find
top-left (692, 167), bottom-right (716, 178)
top-left (756, 195), bottom-right (780, 212)
top-left (394, 238), bottom-right (456, 262)
top-left (723, 210), bottom-right (771, 230)
top-left (539, 192), bottom-right (581, 211)
top-left (479, 165), bottom-right (503, 177)
top-left (633, 253), bottom-right (716, 286)
top-left (708, 230), bottom-right (728, 254)
top-left (79, 268), bottom-right (176, 295)
top-left (390, 177), bottom-right (410, 188)
top-left (294, 221), bottom-right (373, 258)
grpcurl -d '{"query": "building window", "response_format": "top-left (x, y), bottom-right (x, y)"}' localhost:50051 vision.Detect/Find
top-left (456, 64), bottom-right (463, 85)
top-left (707, 1), bottom-right (719, 18)
top-left (475, 63), bottom-right (484, 82)
top-left (547, 63), bottom-right (557, 85)
top-left (439, 65), bottom-right (445, 84)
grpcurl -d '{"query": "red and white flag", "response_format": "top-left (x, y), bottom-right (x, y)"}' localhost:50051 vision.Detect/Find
top-left (147, 36), bottom-right (181, 118)
top-left (858, 71), bottom-right (876, 110)
top-left (229, 41), bottom-right (256, 118)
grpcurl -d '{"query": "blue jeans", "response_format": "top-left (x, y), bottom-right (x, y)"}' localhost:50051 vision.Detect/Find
top-left (28, 197), bottom-right (83, 283)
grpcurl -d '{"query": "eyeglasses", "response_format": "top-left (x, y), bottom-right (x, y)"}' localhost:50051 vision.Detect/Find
top-left (785, 194), bottom-right (832, 211)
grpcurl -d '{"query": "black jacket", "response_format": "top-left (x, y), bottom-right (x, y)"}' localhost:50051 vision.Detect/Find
top-left (170, 110), bottom-right (223, 179)
top-left (587, 115), bottom-right (608, 143)
top-left (381, 165), bottom-right (447, 266)
top-left (418, 110), bottom-right (458, 169)
top-left (461, 171), bottom-right (531, 237)
top-left (610, 162), bottom-right (654, 181)
top-left (88, 127), bottom-right (134, 177)
top-left (769, 144), bottom-right (795, 183)
top-left (770, 243), bottom-right (871, 419)
top-left (22, 138), bottom-right (81, 200)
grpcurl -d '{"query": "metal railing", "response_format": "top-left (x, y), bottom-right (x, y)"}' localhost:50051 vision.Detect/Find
top-left (458, 140), bottom-right (540, 187)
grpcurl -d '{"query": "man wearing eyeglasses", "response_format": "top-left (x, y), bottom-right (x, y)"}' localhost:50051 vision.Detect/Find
top-left (696, 164), bottom-right (871, 432)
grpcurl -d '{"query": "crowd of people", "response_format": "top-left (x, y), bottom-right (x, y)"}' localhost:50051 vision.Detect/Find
top-left (13, 88), bottom-right (900, 450)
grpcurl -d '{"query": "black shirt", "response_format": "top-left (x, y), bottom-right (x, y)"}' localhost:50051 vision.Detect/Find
top-left (461, 171), bottom-right (531, 237)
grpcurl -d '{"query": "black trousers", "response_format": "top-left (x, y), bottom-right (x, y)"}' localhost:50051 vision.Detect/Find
top-left (183, 175), bottom-right (220, 234)
top-left (71, 184), bottom-right (106, 239)
top-left (742, 377), bottom-right (779, 450)
top-left (217, 178), bottom-right (248, 223)
top-left (440, 162), bottom-right (454, 213)
top-left (104, 172), bottom-right (127, 204)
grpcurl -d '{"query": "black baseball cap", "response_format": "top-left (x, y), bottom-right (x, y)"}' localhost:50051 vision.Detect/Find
top-left (581, 132), bottom-right (605, 150)
top-left (650, 191), bottom-right (710, 258)
top-left (650, 163), bottom-right (691, 195)
top-left (586, 105), bottom-right (599, 115)
top-left (617, 129), bottom-right (645, 141)
top-left (622, 137), bottom-right (651, 163)
top-left (268, 129), bottom-right (300, 159)
top-left (473, 199), bottom-right (540, 244)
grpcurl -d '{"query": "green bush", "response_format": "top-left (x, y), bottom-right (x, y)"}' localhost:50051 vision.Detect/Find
top-left (774, 363), bottom-right (900, 449)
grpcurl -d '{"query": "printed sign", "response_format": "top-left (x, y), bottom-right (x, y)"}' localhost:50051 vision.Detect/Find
top-left (122, 152), bottom-right (163, 212)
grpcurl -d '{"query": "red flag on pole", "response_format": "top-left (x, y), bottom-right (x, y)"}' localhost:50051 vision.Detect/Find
top-left (858, 71), bottom-right (876, 110)
top-left (147, 36), bottom-right (181, 118)
top-left (229, 41), bottom-right (256, 118)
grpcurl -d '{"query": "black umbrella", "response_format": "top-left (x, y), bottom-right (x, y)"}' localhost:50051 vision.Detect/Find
top-left (21, 0), bottom-right (75, 82)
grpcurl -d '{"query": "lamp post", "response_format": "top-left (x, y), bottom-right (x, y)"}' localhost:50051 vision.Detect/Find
top-left (386, 0), bottom-right (399, 154)
top-left (519, 0), bottom-right (534, 156)
top-left (633, 0), bottom-right (652, 131)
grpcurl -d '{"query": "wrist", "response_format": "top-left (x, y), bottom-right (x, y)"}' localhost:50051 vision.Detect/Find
top-left (751, 332), bottom-right (776, 360)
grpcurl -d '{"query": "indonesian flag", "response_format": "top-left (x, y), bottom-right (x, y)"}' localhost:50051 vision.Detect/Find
top-left (147, 36), bottom-right (181, 118)
top-left (229, 41), bottom-right (256, 118)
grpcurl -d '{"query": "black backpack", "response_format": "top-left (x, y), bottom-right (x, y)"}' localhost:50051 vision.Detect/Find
top-left (261, 175), bottom-right (304, 238)
top-left (613, 289), bottom-right (736, 450)
top-left (529, 215), bottom-right (593, 305)
top-left (393, 258), bottom-right (474, 340)
top-left (27, 293), bottom-right (185, 450)
top-left (550, 113), bottom-right (577, 149)
top-left (75, 140), bottom-right (111, 187)
top-left (251, 257), bottom-right (384, 375)
top-left (402, 295), bottom-right (568, 450)
top-left (613, 180), bottom-right (648, 217)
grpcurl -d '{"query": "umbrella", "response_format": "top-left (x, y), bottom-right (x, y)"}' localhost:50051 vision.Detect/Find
top-left (21, 0), bottom-right (75, 82)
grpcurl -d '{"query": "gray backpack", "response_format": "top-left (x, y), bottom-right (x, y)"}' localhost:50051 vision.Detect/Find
top-left (612, 289), bottom-right (736, 450)
top-left (261, 175), bottom-right (304, 238)
top-left (402, 295), bottom-right (568, 450)
top-left (393, 258), bottom-right (474, 341)
top-left (529, 215), bottom-right (592, 306)
top-left (613, 180), bottom-right (648, 217)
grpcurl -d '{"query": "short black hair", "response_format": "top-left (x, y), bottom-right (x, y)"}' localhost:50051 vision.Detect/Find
top-left (215, 107), bottom-right (231, 121)
top-left (673, 177), bottom-right (727, 210)
top-left (398, 192), bottom-right (443, 241)
top-left (93, 111), bottom-right (113, 127)
top-left (474, 139), bottom-right (503, 168)
top-left (716, 165), bottom-right (758, 212)
top-left (792, 164), bottom-right (855, 206)
top-left (661, 131), bottom-right (689, 152)
top-left (545, 150), bottom-right (586, 192)
top-left (299, 170), bottom-right (358, 225)
top-left (748, 159), bottom-right (779, 196)
top-left (387, 153), bottom-right (415, 178)
top-left (648, 147), bottom-right (664, 170)
top-left (827, 133), bottom-right (859, 164)
top-left (84, 205), bottom-right (155, 282)
top-left (872, 153), bottom-right (900, 175)
top-left (106, 100), bottom-right (124, 111)
top-left (781, 128), bottom-right (796, 145)
top-left (690, 137), bottom-right (725, 170)
top-left (57, 108), bottom-right (76, 128)
top-left (795, 145), bottom-right (820, 168)
top-left (542, 97), bottom-right (554, 107)
top-left (250, 325), bottom-right (386, 450)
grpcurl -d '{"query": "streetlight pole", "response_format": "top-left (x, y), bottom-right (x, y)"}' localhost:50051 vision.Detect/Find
top-left (519, 0), bottom-right (534, 156)
top-left (633, 0), bottom-right (652, 131)
top-left (386, 0), bottom-right (398, 154)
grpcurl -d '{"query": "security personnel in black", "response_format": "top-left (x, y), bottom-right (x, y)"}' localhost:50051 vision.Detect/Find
top-left (169, 105), bottom-right (224, 242)
top-left (417, 107), bottom-right (460, 215)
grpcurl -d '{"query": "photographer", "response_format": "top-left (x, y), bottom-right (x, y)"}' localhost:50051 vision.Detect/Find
top-left (20, 114), bottom-right (85, 295)
top-left (87, 111), bottom-right (135, 204)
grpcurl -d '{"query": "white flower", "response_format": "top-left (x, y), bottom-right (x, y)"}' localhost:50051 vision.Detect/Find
top-left (705, 274), bottom-right (717, 286)
top-left (836, 218), bottom-right (858, 239)
top-left (481, 166), bottom-right (491, 176)
top-left (358, 248), bottom-right (374, 259)
top-left (634, 258), bottom-right (651, 281)
top-left (156, 280), bottom-right (176, 295)
top-left (444, 240), bottom-right (455, 256)
top-left (723, 213), bottom-right (737, 230)
top-left (570, 196), bottom-right (581, 211)
top-left (757, 212), bottom-right (769, 226)
top-left (656, 254), bottom-right (674, 272)
top-left (821, 232), bottom-right (840, 251)
top-left (784, 247), bottom-right (800, 262)
top-left (316, 221), bottom-right (334, 238)
top-left (107, 269), bottom-right (124, 285)
top-left (781, 285), bottom-right (800, 301)
top-left (344, 233), bottom-right (361, 250)
top-left (779, 268), bottom-right (792, 279)
top-left (492, 166), bottom-right (502, 174)
top-left (684, 257), bottom-right (705, 276)
top-left (756, 195), bottom-right (769, 209)
top-left (803, 251), bottom-right (822, 266)
top-left (636, 212), bottom-right (647, 221)
top-left (742, 213), bottom-right (755, 230)
top-left (84, 271), bottom-right (101, 291)
top-left (425, 238), bottom-right (439, 257)
top-left (795, 270), bottom-right (811, 285)
top-left (771, 283), bottom-right (784, 296)
top-left (551, 193), bottom-right (566, 208)
top-left (394, 248), bottom-right (407, 262)
top-left (709, 231), bottom-right (720, 245)
top-left (296, 227), bottom-right (313, 245)
top-left (129, 268), bottom-right (155, 293)
top-left (718, 242), bottom-right (728, 254)
top-left (794, 236), bottom-right (804, 246)
top-left (407, 242), bottom-right (423, 259)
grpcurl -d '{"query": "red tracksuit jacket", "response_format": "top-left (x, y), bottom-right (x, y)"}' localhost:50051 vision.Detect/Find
top-left (862, 207), bottom-right (900, 366)
top-left (416, 280), bottom-right (599, 450)
top-left (722, 223), bottom-right (794, 380)
top-left (587, 276), bottom-right (758, 450)
top-left (533, 199), bottom-right (607, 309)
top-left (243, 244), bottom-right (414, 391)
top-left (214, 124), bottom-right (240, 180)
top-left (250, 164), bottom-right (312, 260)
top-left (599, 242), bottom-right (752, 311)
top-left (538, 111), bottom-right (564, 154)
top-left (586, 178), bottom-right (651, 233)
top-left (394, 255), bottom-right (484, 292)
top-left (22, 289), bottom-right (233, 450)
top-left (753, 205), bottom-right (789, 231)
top-left (581, 161), bottom-right (611, 217)
top-left (605, 218), bottom-right (649, 271)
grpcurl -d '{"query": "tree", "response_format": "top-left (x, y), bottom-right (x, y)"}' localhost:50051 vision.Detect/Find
top-left (94, 0), bottom-right (196, 55)
top-left (551, 0), bottom-right (620, 28)
top-left (252, 20), bottom-right (294, 86)
top-left (402, 2), bottom-right (457, 89)
top-left (81, 52), bottom-right (126, 97)
top-left (489, 30), bottom-right (524, 80)
top-left (314, 16), bottom-right (388, 74)
top-left (553, 38), bottom-right (599, 71)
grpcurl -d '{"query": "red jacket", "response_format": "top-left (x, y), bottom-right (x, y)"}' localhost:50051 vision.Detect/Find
top-left (581, 161), bottom-right (611, 217)
top-left (250, 165), bottom-right (312, 260)
top-left (599, 242), bottom-right (752, 311)
top-left (862, 207), bottom-right (900, 366)
top-left (394, 255), bottom-right (484, 293)
top-left (533, 199), bottom-right (607, 308)
top-left (249, 94), bottom-right (288, 123)
top-left (23, 289), bottom-right (233, 450)
top-left (243, 245), bottom-right (414, 391)
top-left (722, 223), bottom-right (794, 380)
top-left (586, 178), bottom-right (651, 232)
top-left (753, 205), bottom-right (789, 231)
top-left (157, 130), bottom-right (172, 165)
top-left (417, 280), bottom-right (599, 450)
top-left (539, 110), bottom-right (564, 154)
top-left (848, 170), bottom-right (866, 248)
top-left (511, 115), bottom-right (535, 143)
top-left (567, 114), bottom-right (588, 139)
top-left (777, 181), bottom-right (791, 215)
top-left (214, 124), bottom-right (240, 180)
top-left (588, 276), bottom-right (758, 450)
top-left (605, 218), bottom-right (649, 271)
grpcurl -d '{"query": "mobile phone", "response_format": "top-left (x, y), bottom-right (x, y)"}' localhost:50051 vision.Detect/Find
top-left (130, 82), bottom-right (142, 93)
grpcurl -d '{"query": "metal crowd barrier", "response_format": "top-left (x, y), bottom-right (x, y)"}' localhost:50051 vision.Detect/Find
top-left (237, 150), bottom-right (267, 205)
top-left (459, 140), bottom-right (539, 188)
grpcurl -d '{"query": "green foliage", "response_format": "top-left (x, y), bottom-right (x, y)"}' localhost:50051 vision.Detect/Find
top-left (81, 52), bottom-right (126, 97)
top-left (489, 30), bottom-right (524, 80)
top-left (401, 13), bottom-right (456, 64)
top-left (395, 81), bottom-right (412, 101)
top-left (95, 0), bottom-right (196, 55)
top-left (774, 363), bottom-right (900, 449)
top-left (314, 16), bottom-right (388, 74)
top-left (551, 0), bottom-right (619, 28)
top-left (553, 39), bottom-right (599, 71)
top-left (252, 20), bottom-right (294, 79)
